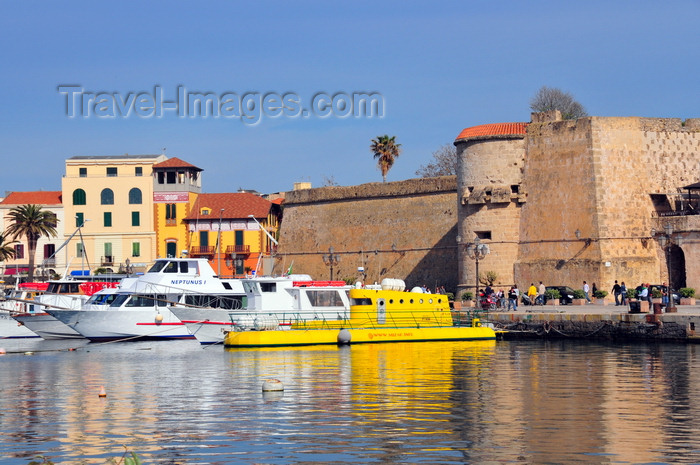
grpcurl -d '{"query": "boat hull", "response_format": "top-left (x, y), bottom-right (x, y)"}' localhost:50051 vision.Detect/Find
top-left (1, 311), bottom-right (41, 339)
top-left (46, 309), bottom-right (194, 342)
top-left (13, 313), bottom-right (86, 340)
top-left (224, 325), bottom-right (496, 347)
top-left (169, 307), bottom-right (234, 345)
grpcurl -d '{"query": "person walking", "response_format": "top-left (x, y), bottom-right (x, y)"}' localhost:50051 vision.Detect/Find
top-left (537, 281), bottom-right (546, 305)
top-left (527, 283), bottom-right (537, 306)
top-left (620, 281), bottom-right (627, 305)
top-left (508, 285), bottom-right (519, 311)
top-left (583, 281), bottom-right (591, 303)
top-left (612, 280), bottom-right (622, 306)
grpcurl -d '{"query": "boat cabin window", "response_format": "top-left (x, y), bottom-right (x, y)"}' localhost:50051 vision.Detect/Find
top-left (58, 283), bottom-right (81, 294)
top-left (125, 294), bottom-right (157, 307)
top-left (110, 294), bottom-right (131, 307)
top-left (185, 294), bottom-right (244, 310)
top-left (260, 283), bottom-right (276, 293)
top-left (350, 297), bottom-right (372, 306)
top-left (164, 262), bottom-right (179, 273)
top-left (307, 290), bottom-right (345, 307)
top-left (148, 261), bottom-right (168, 273)
top-left (243, 282), bottom-right (259, 293)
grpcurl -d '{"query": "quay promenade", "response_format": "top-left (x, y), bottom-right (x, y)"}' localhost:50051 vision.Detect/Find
top-left (468, 302), bottom-right (700, 342)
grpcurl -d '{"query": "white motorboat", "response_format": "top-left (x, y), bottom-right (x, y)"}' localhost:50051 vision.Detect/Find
top-left (13, 278), bottom-right (122, 340)
top-left (169, 276), bottom-right (351, 345)
top-left (0, 284), bottom-right (48, 339)
top-left (46, 258), bottom-right (245, 342)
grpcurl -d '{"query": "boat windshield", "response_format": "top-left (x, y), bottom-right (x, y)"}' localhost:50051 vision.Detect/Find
top-left (350, 297), bottom-right (372, 306)
top-left (147, 261), bottom-right (168, 273)
top-left (307, 290), bottom-right (345, 307)
top-left (109, 294), bottom-right (131, 308)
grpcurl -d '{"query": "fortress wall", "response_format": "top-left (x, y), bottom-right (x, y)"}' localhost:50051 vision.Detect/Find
top-left (276, 177), bottom-right (459, 291)
top-left (456, 137), bottom-right (526, 292)
top-left (515, 116), bottom-right (700, 290)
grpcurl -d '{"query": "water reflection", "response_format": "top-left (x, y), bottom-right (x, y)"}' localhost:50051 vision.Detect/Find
top-left (2, 340), bottom-right (700, 463)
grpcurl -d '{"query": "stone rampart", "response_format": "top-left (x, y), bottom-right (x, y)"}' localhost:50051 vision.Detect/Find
top-left (276, 176), bottom-right (459, 291)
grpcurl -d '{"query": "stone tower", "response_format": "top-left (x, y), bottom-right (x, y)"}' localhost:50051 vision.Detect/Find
top-left (454, 122), bottom-right (529, 297)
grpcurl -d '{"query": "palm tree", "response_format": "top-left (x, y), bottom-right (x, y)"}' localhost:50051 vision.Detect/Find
top-left (370, 135), bottom-right (402, 182)
top-left (0, 232), bottom-right (17, 262)
top-left (6, 204), bottom-right (58, 282)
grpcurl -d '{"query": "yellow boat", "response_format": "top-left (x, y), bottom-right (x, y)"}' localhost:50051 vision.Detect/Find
top-left (223, 283), bottom-right (496, 347)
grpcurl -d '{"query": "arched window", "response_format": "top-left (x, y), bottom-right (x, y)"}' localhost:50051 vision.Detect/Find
top-left (72, 189), bottom-right (86, 205)
top-left (101, 189), bottom-right (114, 205)
top-left (129, 188), bottom-right (142, 204)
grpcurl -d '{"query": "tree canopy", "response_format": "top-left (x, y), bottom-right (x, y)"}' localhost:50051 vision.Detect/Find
top-left (0, 232), bottom-right (17, 262)
top-left (6, 204), bottom-right (58, 281)
top-left (370, 135), bottom-right (401, 182)
top-left (530, 86), bottom-right (588, 120)
top-left (416, 144), bottom-right (457, 178)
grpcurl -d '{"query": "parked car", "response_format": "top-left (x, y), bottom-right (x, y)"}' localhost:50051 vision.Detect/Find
top-left (648, 284), bottom-right (680, 305)
top-left (544, 286), bottom-right (576, 305)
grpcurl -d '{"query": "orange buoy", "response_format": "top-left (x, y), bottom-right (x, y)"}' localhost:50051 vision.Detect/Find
top-left (0, 348), bottom-right (6, 355)
top-left (98, 386), bottom-right (107, 398)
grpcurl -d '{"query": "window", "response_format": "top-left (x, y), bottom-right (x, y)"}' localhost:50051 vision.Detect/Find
top-left (104, 243), bottom-right (112, 263)
top-left (76, 243), bottom-right (84, 258)
top-left (75, 212), bottom-right (84, 227)
top-left (132, 242), bottom-right (140, 257)
top-left (79, 167), bottom-right (87, 177)
top-left (46, 213), bottom-right (57, 228)
top-left (157, 172), bottom-right (165, 184)
top-left (129, 188), bottom-right (142, 204)
top-left (132, 211), bottom-right (140, 226)
top-left (106, 167), bottom-right (117, 177)
top-left (165, 203), bottom-right (176, 220)
top-left (235, 230), bottom-right (244, 246)
top-left (101, 188), bottom-right (114, 205)
top-left (199, 231), bottom-right (209, 247)
top-left (73, 189), bottom-right (86, 205)
top-left (166, 171), bottom-right (176, 184)
top-left (104, 212), bottom-right (112, 227)
top-left (177, 171), bottom-right (185, 183)
top-left (475, 231), bottom-right (492, 240)
top-left (135, 167), bottom-right (143, 176)
top-left (44, 244), bottom-right (55, 259)
top-left (14, 244), bottom-right (24, 259)
top-left (166, 242), bottom-right (176, 257)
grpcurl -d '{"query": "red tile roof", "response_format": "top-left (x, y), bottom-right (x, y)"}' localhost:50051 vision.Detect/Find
top-left (455, 122), bottom-right (529, 141)
top-left (152, 157), bottom-right (203, 171)
top-left (1, 191), bottom-right (62, 205)
top-left (184, 193), bottom-right (273, 220)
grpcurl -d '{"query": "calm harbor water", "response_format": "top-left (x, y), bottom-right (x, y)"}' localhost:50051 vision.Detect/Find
top-left (2, 337), bottom-right (700, 464)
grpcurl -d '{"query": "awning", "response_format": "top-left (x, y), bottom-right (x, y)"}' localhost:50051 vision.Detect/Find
top-left (70, 270), bottom-right (91, 276)
top-left (4, 267), bottom-right (29, 275)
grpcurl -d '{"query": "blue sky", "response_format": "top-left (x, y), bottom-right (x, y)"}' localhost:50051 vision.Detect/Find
top-left (1, 1), bottom-right (698, 196)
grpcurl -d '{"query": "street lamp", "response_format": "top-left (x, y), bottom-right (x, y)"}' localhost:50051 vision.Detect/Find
top-left (653, 223), bottom-right (683, 309)
top-left (465, 237), bottom-right (490, 308)
top-left (322, 246), bottom-right (341, 280)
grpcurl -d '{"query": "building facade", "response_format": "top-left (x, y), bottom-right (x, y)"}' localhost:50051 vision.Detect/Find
top-left (0, 191), bottom-right (64, 279)
top-left (62, 154), bottom-right (166, 274)
top-left (183, 193), bottom-right (281, 277)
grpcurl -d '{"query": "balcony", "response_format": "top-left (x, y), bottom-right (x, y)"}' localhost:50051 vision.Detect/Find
top-left (225, 245), bottom-right (251, 256)
top-left (101, 256), bottom-right (114, 266)
top-left (42, 258), bottom-right (56, 267)
top-left (190, 246), bottom-right (215, 257)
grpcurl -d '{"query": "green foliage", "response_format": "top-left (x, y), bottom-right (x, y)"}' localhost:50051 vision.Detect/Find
top-left (572, 289), bottom-right (586, 299)
top-left (94, 267), bottom-right (110, 275)
top-left (343, 276), bottom-right (356, 285)
top-left (626, 288), bottom-right (638, 299)
top-left (479, 271), bottom-right (498, 286)
top-left (545, 288), bottom-right (561, 299)
top-left (593, 290), bottom-right (608, 298)
top-left (680, 287), bottom-right (696, 298)
top-left (445, 292), bottom-right (455, 301)
top-left (461, 291), bottom-right (474, 301)
top-left (651, 288), bottom-right (663, 298)
top-left (370, 134), bottom-right (402, 182)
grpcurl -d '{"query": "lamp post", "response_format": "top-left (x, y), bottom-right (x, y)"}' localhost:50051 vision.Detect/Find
top-left (653, 223), bottom-right (683, 309)
top-left (322, 246), bottom-right (341, 281)
top-left (465, 237), bottom-right (490, 308)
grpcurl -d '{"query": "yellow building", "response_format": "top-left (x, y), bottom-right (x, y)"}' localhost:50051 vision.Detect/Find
top-left (152, 157), bottom-right (203, 260)
top-left (62, 154), bottom-right (166, 274)
top-left (183, 193), bottom-right (282, 277)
